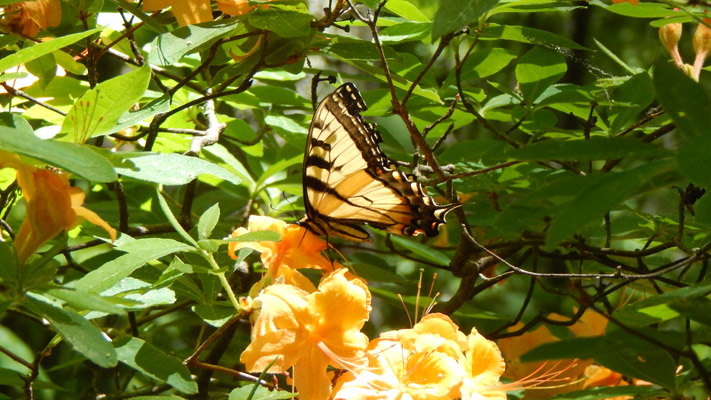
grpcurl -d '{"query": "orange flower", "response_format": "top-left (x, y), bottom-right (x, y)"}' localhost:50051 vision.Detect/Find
top-left (241, 268), bottom-right (371, 400)
top-left (331, 313), bottom-right (505, 400)
top-left (143, 0), bottom-right (213, 26)
top-left (0, 151), bottom-right (117, 265)
top-left (142, 0), bottom-right (273, 26)
top-left (1, 0), bottom-right (61, 37)
top-left (228, 216), bottom-right (334, 279)
top-left (497, 310), bottom-right (608, 398)
top-left (460, 327), bottom-right (507, 400)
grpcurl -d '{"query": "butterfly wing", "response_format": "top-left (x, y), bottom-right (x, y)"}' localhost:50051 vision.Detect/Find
top-left (300, 83), bottom-right (458, 242)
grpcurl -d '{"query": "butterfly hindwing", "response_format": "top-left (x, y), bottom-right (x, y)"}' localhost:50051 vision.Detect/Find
top-left (300, 83), bottom-right (458, 242)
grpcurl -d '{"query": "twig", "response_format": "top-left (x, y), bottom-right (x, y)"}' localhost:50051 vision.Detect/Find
top-left (0, 83), bottom-right (67, 116)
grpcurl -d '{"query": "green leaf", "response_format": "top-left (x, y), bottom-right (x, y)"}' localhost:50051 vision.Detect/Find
top-left (654, 61), bottom-right (711, 138)
top-left (389, 235), bottom-right (451, 267)
top-left (111, 95), bottom-right (171, 134)
top-left (523, 330), bottom-right (678, 390)
top-left (0, 243), bottom-right (18, 286)
top-left (481, 23), bottom-right (588, 50)
top-left (432, 0), bottom-right (500, 40)
top-left (609, 73), bottom-right (654, 133)
top-left (73, 239), bottom-right (196, 293)
top-left (653, 62), bottom-right (711, 186)
top-left (613, 280), bottom-right (711, 326)
top-left (228, 231), bottom-right (282, 242)
top-left (324, 40), bottom-right (400, 61)
top-left (459, 47), bottom-right (518, 80)
top-left (156, 190), bottom-right (199, 247)
top-left (379, 22), bottom-right (431, 43)
top-left (384, 0), bottom-right (430, 22)
top-left (24, 295), bottom-right (118, 368)
top-left (515, 46), bottom-right (567, 104)
top-left (0, 127), bottom-right (117, 182)
top-left (0, 28), bottom-right (102, 72)
top-left (248, 4), bottom-right (313, 38)
top-left (197, 203), bottom-right (221, 240)
top-left (492, 0), bottom-right (583, 14)
top-left (113, 336), bottom-right (197, 394)
top-left (546, 161), bottom-right (671, 245)
top-left (43, 288), bottom-right (127, 316)
top-left (229, 385), bottom-right (297, 400)
top-left (61, 65), bottom-right (152, 141)
top-left (550, 385), bottom-right (663, 400)
top-left (108, 0), bottom-right (167, 33)
top-left (502, 136), bottom-right (668, 161)
top-left (192, 303), bottom-right (234, 327)
top-left (147, 19), bottom-right (239, 66)
top-left (24, 52), bottom-right (56, 89)
top-left (667, 296), bottom-right (711, 327)
top-left (602, 1), bottom-right (678, 18)
top-left (112, 152), bottom-right (243, 185)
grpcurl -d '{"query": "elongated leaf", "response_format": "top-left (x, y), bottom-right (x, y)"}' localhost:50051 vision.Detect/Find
top-left (73, 239), bottom-right (196, 293)
top-left (24, 295), bottom-right (117, 368)
top-left (389, 235), bottom-right (451, 267)
top-left (551, 385), bottom-right (662, 399)
top-left (654, 61), bottom-right (710, 138)
top-left (432, 0), bottom-right (500, 39)
top-left (197, 203), bottom-right (221, 240)
top-left (515, 46), bottom-right (567, 103)
top-left (112, 152), bottom-right (243, 185)
top-left (546, 161), bottom-right (670, 245)
top-left (481, 23), bottom-right (588, 50)
top-left (613, 280), bottom-right (711, 326)
top-left (44, 288), bottom-right (127, 316)
top-left (524, 330), bottom-right (678, 390)
top-left (111, 95), bottom-right (171, 134)
top-left (61, 65), bottom-right (151, 141)
top-left (609, 73), bottom-right (654, 133)
top-left (248, 4), bottom-right (313, 38)
top-left (0, 127), bottom-right (117, 182)
top-left (0, 28), bottom-right (102, 71)
top-left (502, 136), bottom-right (667, 161)
top-left (114, 336), bottom-right (197, 394)
top-left (147, 19), bottom-right (239, 66)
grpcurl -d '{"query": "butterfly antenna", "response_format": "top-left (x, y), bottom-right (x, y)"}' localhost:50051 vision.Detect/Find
top-left (310, 72), bottom-right (338, 110)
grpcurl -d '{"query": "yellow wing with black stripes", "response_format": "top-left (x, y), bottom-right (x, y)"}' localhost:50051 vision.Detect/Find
top-left (299, 83), bottom-right (459, 243)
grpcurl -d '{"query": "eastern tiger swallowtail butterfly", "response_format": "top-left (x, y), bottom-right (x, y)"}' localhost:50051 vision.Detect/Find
top-left (298, 83), bottom-right (459, 243)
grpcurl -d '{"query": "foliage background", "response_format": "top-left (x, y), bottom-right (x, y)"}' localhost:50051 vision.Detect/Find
top-left (1, 0), bottom-right (711, 398)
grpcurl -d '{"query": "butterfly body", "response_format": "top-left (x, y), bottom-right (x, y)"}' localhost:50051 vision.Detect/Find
top-left (299, 83), bottom-right (459, 243)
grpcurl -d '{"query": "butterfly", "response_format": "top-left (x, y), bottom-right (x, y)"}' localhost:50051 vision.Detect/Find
top-left (299, 83), bottom-right (459, 243)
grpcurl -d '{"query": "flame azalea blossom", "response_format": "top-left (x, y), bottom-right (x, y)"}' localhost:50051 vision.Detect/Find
top-left (143, 0), bottom-right (213, 26)
top-left (240, 268), bottom-right (371, 400)
top-left (217, 0), bottom-right (272, 15)
top-left (460, 328), bottom-right (507, 400)
top-left (331, 313), bottom-right (505, 400)
top-left (142, 0), bottom-right (273, 26)
top-left (0, 151), bottom-right (117, 265)
top-left (228, 215), bottom-right (334, 279)
top-left (497, 310), bottom-right (609, 398)
top-left (1, 0), bottom-right (61, 37)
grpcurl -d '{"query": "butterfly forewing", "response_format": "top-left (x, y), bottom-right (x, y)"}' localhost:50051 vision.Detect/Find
top-left (300, 83), bottom-right (459, 242)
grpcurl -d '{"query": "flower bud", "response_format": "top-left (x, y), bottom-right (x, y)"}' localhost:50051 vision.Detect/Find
top-left (692, 20), bottom-right (711, 80)
top-left (693, 20), bottom-right (711, 59)
top-left (659, 22), bottom-right (683, 54)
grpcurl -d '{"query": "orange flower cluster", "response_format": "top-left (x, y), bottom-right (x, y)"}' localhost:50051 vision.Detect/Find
top-left (229, 216), bottom-right (507, 400)
top-left (143, 0), bottom-right (273, 26)
top-left (1, 0), bottom-right (60, 37)
top-left (497, 310), bottom-right (634, 399)
top-left (0, 151), bottom-right (117, 265)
